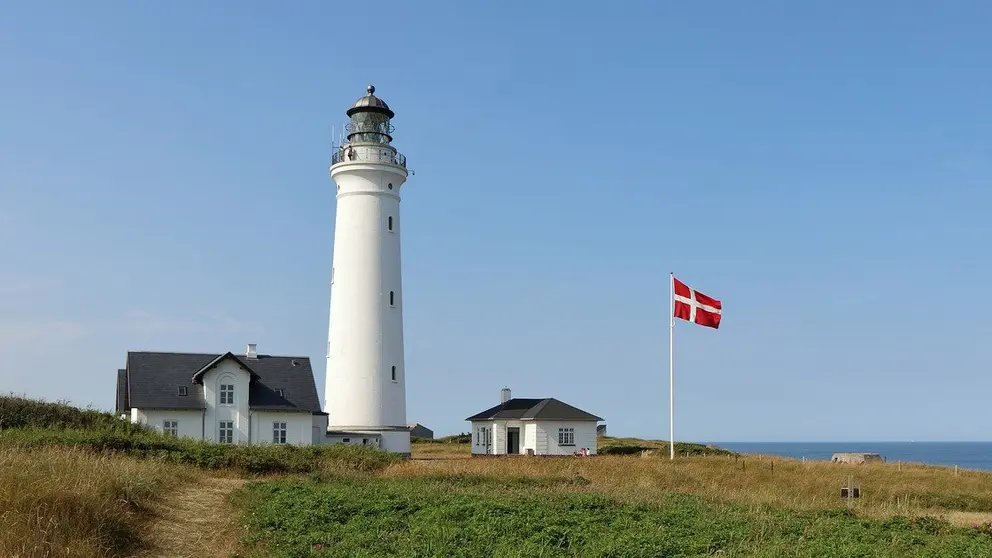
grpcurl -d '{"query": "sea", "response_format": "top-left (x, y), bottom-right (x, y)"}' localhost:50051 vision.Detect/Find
top-left (712, 442), bottom-right (992, 471)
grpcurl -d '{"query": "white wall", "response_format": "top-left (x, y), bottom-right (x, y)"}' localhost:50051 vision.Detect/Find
top-left (251, 411), bottom-right (313, 446)
top-left (131, 409), bottom-right (203, 440)
top-left (312, 414), bottom-right (329, 445)
top-left (325, 158), bottom-right (409, 436)
top-left (492, 420), bottom-right (525, 455)
top-left (470, 421), bottom-right (493, 455)
top-left (324, 434), bottom-right (381, 448)
top-left (202, 360), bottom-right (251, 444)
top-left (534, 421), bottom-right (599, 455)
top-left (470, 420), bottom-right (598, 456)
top-left (523, 423), bottom-right (538, 453)
top-left (492, 421), bottom-right (505, 455)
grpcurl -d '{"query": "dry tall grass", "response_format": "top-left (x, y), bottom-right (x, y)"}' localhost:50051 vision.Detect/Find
top-left (400, 444), bottom-right (992, 525)
top-left (0, 446), bottom-right (192, 558)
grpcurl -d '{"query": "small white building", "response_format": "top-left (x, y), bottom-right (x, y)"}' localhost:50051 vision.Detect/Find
top-left (116, 344), bottom-right (339, 446)
top-left (465, 388), bottom-right (603, 456)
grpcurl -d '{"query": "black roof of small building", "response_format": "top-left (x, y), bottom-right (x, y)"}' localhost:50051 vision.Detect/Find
top-left (118, 351), bottom-right (321, 413)
top-left (465, 398), bottom-right (603, 422)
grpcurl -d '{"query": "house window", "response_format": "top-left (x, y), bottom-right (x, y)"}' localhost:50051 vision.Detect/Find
top-left (389, 291), bottom-right (395, 306)
top-left (177, 386), bottom-right (188, 396)
top-left (391, 366), bottom-right (397, 381)
top-left (475, 426), bottom-right (490, 446)
top-left (219, 384), bottom-right (234, 405)
top-left (343, 438), bottom-right (350, 443)
top-left (273, 422), bottom-right (287, 444)
top-left (219, 421), bottom-right (234, 444)
top-left (163, 420), bottom-right (178, 437)
top-left (387, 216), bottom-right (394, 231)
top-left (558, 427), bottom-right (575, 446)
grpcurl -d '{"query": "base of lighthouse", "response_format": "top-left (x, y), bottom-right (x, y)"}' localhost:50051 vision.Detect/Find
top-left (374, 429), bottom-right (411, 455)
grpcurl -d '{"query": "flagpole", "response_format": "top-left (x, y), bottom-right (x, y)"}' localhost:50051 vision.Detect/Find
top-left (669, 272), bottom-right (675, 460)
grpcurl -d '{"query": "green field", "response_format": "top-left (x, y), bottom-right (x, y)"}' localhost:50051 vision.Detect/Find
top-left (5, 396), bottom-right (992, 557)
top-left (237, 475), bottom-right (992, 557)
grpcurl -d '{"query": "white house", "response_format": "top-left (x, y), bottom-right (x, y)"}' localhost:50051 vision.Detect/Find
top-left (465, 388), bottom-right (603, 456)
top-left (115, 344), bottom-right (367, 446)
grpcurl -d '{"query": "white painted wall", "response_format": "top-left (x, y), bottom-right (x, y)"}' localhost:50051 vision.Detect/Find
top-left (202, 360), bottom-right (251, 444)
top-left (312, 414), bottom-right (329, 445)
top-left (325, 141), bottom-right (410, 455)
top-left (324, 434), bottom-right (381, 448)
top-left (533, 421), bottom-right (599, 455)
top-left (523, 423), bottom-right (538, 453)
top-left (470, 422), bottom-right (491, 455)
top-left (492, 421), bottom-right (505, 455)
top-left (251, 411), bottom-right (313, 445)
top-left (131, 409), bottom-right (203, 439)
top-left (470, 420), bottom-right (599, 456)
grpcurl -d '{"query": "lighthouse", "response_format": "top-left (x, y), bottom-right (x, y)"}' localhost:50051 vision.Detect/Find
top-left (324, 85), bottom-right (410, 455)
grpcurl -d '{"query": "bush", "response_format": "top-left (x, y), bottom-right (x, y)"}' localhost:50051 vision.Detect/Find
top-left (0, 427), bottom-right (401, 475)
top-left (435, 433), bottom-right (471, 444)
top-left (0, 396), bottom-right (402, 475)
top-left (599, 445), bottom-right (651, 455)
top-left (0, 394), bottom-right (143, 432)
top-left (598, 441), bottom-right (736, 457)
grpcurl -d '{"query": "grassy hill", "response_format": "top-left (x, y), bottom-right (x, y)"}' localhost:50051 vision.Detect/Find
top-left (0, 396), bottom-right (395, 556)
top-left (5, 395), bottom-right (992, 557)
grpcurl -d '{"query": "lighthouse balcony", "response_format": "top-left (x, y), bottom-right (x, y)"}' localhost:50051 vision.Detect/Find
top-left (332, 145), bottom-right (407, 168)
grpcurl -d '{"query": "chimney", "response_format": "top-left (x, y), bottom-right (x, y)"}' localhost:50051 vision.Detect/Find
top-left (246, 343), bottom-right (258, 359)
top-left (500, 387), bottom-right (511, 404)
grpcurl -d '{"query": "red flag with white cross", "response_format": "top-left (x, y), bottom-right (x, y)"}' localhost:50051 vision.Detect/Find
top-left (672, 276), bottom-right (722, 329)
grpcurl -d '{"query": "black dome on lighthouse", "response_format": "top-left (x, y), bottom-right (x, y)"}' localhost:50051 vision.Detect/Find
top-left (347, 84), bottom-right (394, 118)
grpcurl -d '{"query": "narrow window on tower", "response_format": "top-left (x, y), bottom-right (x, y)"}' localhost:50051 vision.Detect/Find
top-left (389, 291), bottom-right (395, 306)
top-left (387, 216), bottom-right (394, 232)
top-left (391, 366), bottom-right (397, 382)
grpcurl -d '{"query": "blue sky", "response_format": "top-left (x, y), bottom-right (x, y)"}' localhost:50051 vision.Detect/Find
top-left (1, 1), bottom-right (990, 442)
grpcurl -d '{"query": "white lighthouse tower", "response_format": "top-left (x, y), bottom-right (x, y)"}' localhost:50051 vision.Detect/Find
top-left (324, 85), bottom-right (410, 455)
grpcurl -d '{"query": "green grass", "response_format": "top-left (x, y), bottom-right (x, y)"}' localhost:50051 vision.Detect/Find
top-left (597, 436), bottom-right (735, 457)
top-left (237, 476), bottom-right (992, 557)
top-left (0, 394), bottom-right (145, 431)
top-left (0, 396), bottom-right (400, 476)
top-left (0, 427), bottom-right (398, 475)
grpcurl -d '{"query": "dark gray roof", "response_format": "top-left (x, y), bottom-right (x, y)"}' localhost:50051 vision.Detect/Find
top-left (465, 398), bottom-right (603, 422)
top-left (118, 351), bottom-right (321, 413)
top-left (346, 84), bottom-right (394, 118)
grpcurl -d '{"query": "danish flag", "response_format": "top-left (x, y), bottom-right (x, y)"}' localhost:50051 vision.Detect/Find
top-left (673, 276), bottom-right (722, 329)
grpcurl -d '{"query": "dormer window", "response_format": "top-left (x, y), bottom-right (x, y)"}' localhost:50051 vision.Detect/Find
top-left (220, 384), bottom-right (234, 405)
top-left (178, 386), bottom-right (188, 396)
top-left (276, 389), bottom-right (284, 398)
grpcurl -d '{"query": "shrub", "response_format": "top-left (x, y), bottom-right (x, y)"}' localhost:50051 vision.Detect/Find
top-left (0, 394), bottom-right (144, 432)
top-left (435, 432), bottom-right (471, 444)
top-left (598, 441), bottom-right (735, 457)
top-left (0, 428), bottom-right (401, 475)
